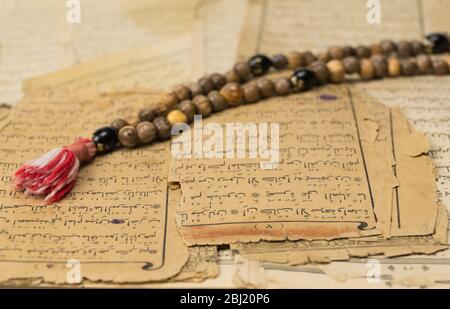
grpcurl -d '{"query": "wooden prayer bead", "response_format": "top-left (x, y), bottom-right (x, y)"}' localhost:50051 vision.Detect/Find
top-left (242, 83), bottom-right (261, 103)
top-left (118, 126), bottom-right (140, 148)
top-left (326, 60), bottom-right (345, 83)
top-left (342, 56), bottom-right (360, 74)
top-left (167, 109), bottom-right (188, 126)
top-left (138, 108), bottom-right (157, 122)
top-left (225, 70), bottom-right (241, 83)
top-left (387, 58), bottom-right (401, 77)
top-left (432, 59), bottom-right (449, 75)
top-left (411, 41), bottom-right (425, 56)
top-left (233, 61), bottom-right (252, 81)
top-left (360, 59), bottom-right (375, 80)
top-left (397, 40), bottom-right (412, 58)
top-left (308, 60), bottom-right (329, 84)
top-left (127, 116), bottom-right (141, 127)
top-left (274, 77), bottom-right (293, 96)
top-left (160, 92), bottom-right (178, 109)
top-left (370, 43), bottom-right (382, 55)
top-left (342, 46), bottom-right (356, 57)
top-left (290, 69), bottom-right (317, 91)
top-left (401, 59), bottom-right (418, 76)
top-left (111, 118), bottom-right (129, 131)
top-left (136, 121), bottom-right (156, 144)
top-left (198, 77), bottom-right (214, 94)
top-left (302, 51), bottom-right (316, 66)
top-left (356, 45), bottom-right (371, 58)
top-left (286, 51), bottom-right (303, 69)
top-left (371, 55), bottom-right (388, 78)
top-left (317, 51), bottom-right (331, 63)
top-left (220, 82), bottom-right (242, 106)
top-left (179, 100), bottom-right (197, 122)
top-left (172, 84), bottom-right (191, 101)
top-left (328, 46), bottom-right (345, 60)
top-left (416, 54), bottom-right (432, 74)
top-left (189, 83), bottom-right (204, 97)
top-left (210, 73), bottom-right (227, 90)
top-left (380, 40), bottom-right (396, 55)
top-left (193, 95), bottom-right (213, 117)
top-left (256, 78), bottom-right (275, 98)
top-left (153, 116), bottom-right (172, 140)
top-left (208, 91), bottom-right (229, 112)
top-left (271, 54), bottom-right (288, 70)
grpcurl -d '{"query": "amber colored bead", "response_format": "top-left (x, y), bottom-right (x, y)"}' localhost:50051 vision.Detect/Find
top-left (198, 77), bottom-right (214, 94)
top-left (387, 58), bottom-right (401, 77)
top-left (225, 70), bottom-right (241, 83)
top-left (432, 59), bottom-right (449, 75)
top-left (380, 40), bottom-right (396, 55)
top-left (356, 45), bottom-right (371, 58)
top-left (326, 60), bottom-right (345, 83)
top-left (371, 55), bottom-right (387, 78)
top-left (271, 54), bottom-right (288, 70)
top-left (118, 126), bottom-right (140, 148)
top-left (167, 109), bottom-right (188, 126)
top-left (328, 46), bottom-right (345, 60)
top-left (179, 100), bottom-right (197, 122)
top-left (93, 126), bottom-right (118, 154)
top-left (136, 121), bottom-right (156, 144)
top-left (302, 51), bottom-right (316, 66)
top-left (416, 54), bottom-right (432, 74)
top-left (397, 40), bottom-right (412, 58)
top-left (308, 60), bottom-right (329, 84)
top-left (189, 83), bottom-right (204, 97)
top-left (242, 84), bottom-right (261, 103)
top-left (256, 78), bottom-right (275, 98)
top-left (359, 59), bottom-right (375, 80)
top-left (290, 69), bottom-right (317, 91)
top-left (401, 59), bottom-right (418, 76)
top-left (286, 51), bottom-right (303, 69)
top-left (210, 73), bottom-right (227, 90)
top-left (233, 61), bottom-right (252, 81)
top-left (111, 118), bottom-right (129, 131)
top-left (193, 95), bottom-right (213, 116)
top-left (208, 91), bottom-right (229, 112)
top-left (274, 77), bottom-right (293, 96)
top-left (342, 56), bottom-right (360, 74)
top-left (172, 85), bottom-right (191, 101)
top-left (138, 108), bottom-right (157, 122)
top-left (153, 116), bottom-right (172, 140)
top-left (220, 82), bottom-right (242, 106)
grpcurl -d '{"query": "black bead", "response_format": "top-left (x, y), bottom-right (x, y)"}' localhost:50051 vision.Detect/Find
top-left (290, 69), bottom-right (317, 91)
top-left (92, 126), bottom-right (118, 154)
top-left (426, 33), bottom-right (449, 54)
top-left (248, 54), bottom-right (273, 76)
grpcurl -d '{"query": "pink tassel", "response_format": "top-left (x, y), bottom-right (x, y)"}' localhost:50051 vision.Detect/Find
top-left (13, 138), bottom-right (96, 204)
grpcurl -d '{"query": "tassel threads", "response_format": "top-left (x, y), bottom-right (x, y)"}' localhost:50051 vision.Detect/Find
top-left (13, 138), bottom-right (96, 204)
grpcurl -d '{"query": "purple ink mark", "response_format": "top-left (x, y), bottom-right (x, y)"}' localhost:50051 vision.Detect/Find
top-left (111, 219), bottom-right (124, 224)
top-left (319, 94), bottom-right (338, 101)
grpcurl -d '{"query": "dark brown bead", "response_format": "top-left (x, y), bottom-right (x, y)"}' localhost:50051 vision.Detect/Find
top-left (371, 55), bottom-right (388, 78)
top-left (272, 54), bottom-right (288, 70)
top-left (397, 40), bottom-right (412, 58)
top-left (198, 77), bottom-right (214, 94)
top-left (225, 70), bottom-right (241, 83)
top-left (356, 45), bottom-right (371, 58)
top-left (401, 59), bottom-right (418, 76)
top-left (302, 51), bottom-right (316, 66)
top-left (411, 41), bottom-right (425, 56)
top-left (380, 40), bottom-right (396, 55)
top-left (153, 116), bottom-right (172, 140)
top-left (274, 77), bottom-right (293, 95)
top-left (179, 100), bottom-right (197, 122)
top-left (172, 84), bottom-right (191, 101)
top-left (208, 91), bottom-right (229, 112)
top-left (118, 126), bottom-right (140, 148)
top-left (111, 118), bottom-right (129, 131)
top-left (328, 46), bottom-right (345, 60)
top-left (256, 78), bottom-right (275, 98)
top-left (136, 121), bottom-right (157, 144)
top-left (233, 61), bottom-right (252, 81)
top-left (342, 56), bottom-right (360, 74)
top-left (286, 51), bottom-right (303, 69)
top-left (416, 54), bottom-right (432, 74)
top-left (308, 60), bottom-right (329, 84)
top-left (220, 82), bottom-right (242, 106)
top-left (192, 95), bottom-right (213, 117)
top-left (210, 73), bottom-right (227, 90)
top-left (242, 84), bottom-right (261, 103)
top-left (189, 83), bottom-right (203, 97)
top-left (343, 46), bottom-right (356, 57)
top-left (138, 108), bottom-right (157, 122)
top-left (432, 59), bottom-right (449, 75)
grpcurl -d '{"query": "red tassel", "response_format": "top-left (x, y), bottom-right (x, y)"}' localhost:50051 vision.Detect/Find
top-left (13, 138), bottom-right (96, 204)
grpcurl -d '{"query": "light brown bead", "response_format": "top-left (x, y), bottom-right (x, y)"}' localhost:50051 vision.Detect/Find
top-left (127, 116), bottom-right (140, 127)
top-left (138, 108), bottom-right (157, 122)
top-left (342, 56), bottom-right (360, 74)
top-left (192, 95), bottom-right (213, 117)
top-left (172, 85), bottom-right (191, 101)
top-left (317, 51), bottom-right (331, 63)
top-left (302, 51), bottom-right (316, 66)
top-left (198, 77), bottom-right (214, 94)
top-left (208, 91), bottom-right (229, 112)
top-left (220, 82), bottom-right (242, 106)
top-left (242, 84), bottom-right (261, 103)
top-left (271, 54), bottom-right (288, 70)
top-left (118, 126), bottom-right (140, 148)
top-left (356, 45), bottom-right (371, 59)
top-left (326, 60), bottom-right (345, 83)
top-left (210, 73), bottom-right (227, 90)
top-left (380, 40), bottom-right (396, 55)
top-left (189, 83), bottom-right (203, 97)
top-left (153, 116), bottom-right (172, 140)
top-left (136, 121), bottom-right (157, 144)
top-left (160, 92), bottom-right (178, 110)
top-left (256, 78), bottom-right (275, 98)
top-left (370, 43), bottom-right (382, 55)
top-left (328, 46), bottom-right (345, 60)
top-left (286, 51), bottom-right (303, 69)
top-left (111, 118), bottom-right (129, 131)
top-left (225, 70), bottom-right (240, 83)
top-left (274, 77), bottom-right (293, 96)
top-left (308, 60), bottom-right (329, 84)
top-left (179, 100), bottom-right (196, 122)
top-left (432, 59), bottom-right (449, 75)
top-left (387, 58), bottom-right (401, 77)
top-left (401, 59), bottom-right (418, 76)
top-left (416, 54), bottom-right (432, 74)
top-left (397, 40), bottom-right (411, 58)
top-left (371, 55), bottom-right (387, 78)
top-left (167, 109), bottom-right (188, 126)
top-left (234, 61), bottom-right (252, 81)
top-left (359, 59), bottom-right (375, 80)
